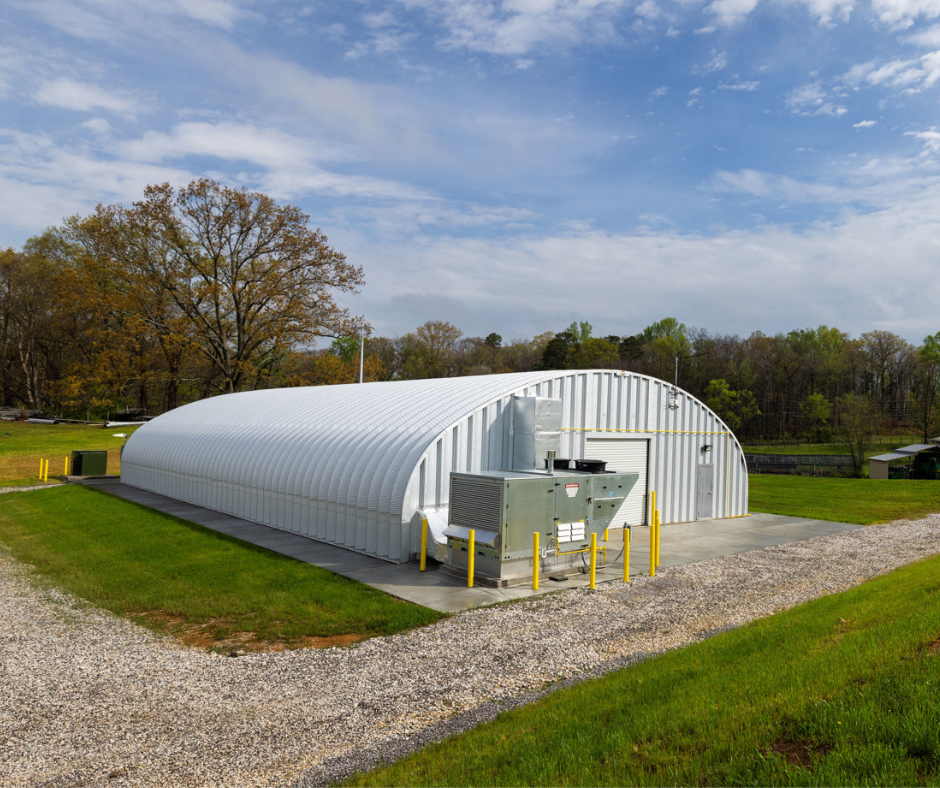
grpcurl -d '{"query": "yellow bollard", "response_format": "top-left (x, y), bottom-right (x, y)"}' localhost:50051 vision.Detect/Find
top-left (650, 519), bottom-right (656, 577)
top-left (590, 532), bottom-right (597, 590)
top-left (38, 459), bottom-right (43, 480)
top-left (624, 526), bottom-right (630, 583)
top-left (467, 529), bottom-right (475, 588)
top-left (42, 458), bottom-right (48, 482)
top-left (533, 532), bottom-right (539, 590)
top-left (64, 456), bottom-right (69, 477)
top-left (420, 518), bottom-right (428, 571)
top-left (656, 510), bottom-right (661, 567)
top-left (603, 527), bottom-right (609, 542)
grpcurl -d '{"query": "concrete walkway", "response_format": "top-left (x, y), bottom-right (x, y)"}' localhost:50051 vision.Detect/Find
top-left (82, 478), bottom-right (862, 613)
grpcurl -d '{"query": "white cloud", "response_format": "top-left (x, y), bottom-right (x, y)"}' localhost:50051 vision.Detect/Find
top-left (650, 85), bottom-right (669, 98)
top-left (382, 0), bottom-right (629, 57)
top-left (853, 119), bottom-right (877, 127)
top-left (706, 0), bottom-right (760, 26)
top-left (0, 128), bottom-right (194, 232)
top-left (27, 0), bottom-right (248, 39)
top-left (703, 0), bottom-right (853, 27)
top-left (785, 0), bottom-right (856, 25)
top-left (349, 191), bottom-right (940, 342)
top-left (80, 117), bottom-right (112, 134)
top-left (119, 121), bottom-right (432, 201)
top-left (697, 49), bottom-right (728, 73)
top-left (331, 200), bottom-right (538, 237)
top-left (784, 82), bottom-right (847, 115)
top-left (872, 0), bottom-right (940, 28)
top-left (35, 78), bottom-right (140, 115)
top-left (843, 51), bottom-right (940, 92)
top-left (718, 80), bottom-right (760, 90)
top-left (121, 122), bottom-right (326, 167)
top-left (905, 23), bottom-right (940, 45)
top-left (906, 128), bottom-right (940, 153)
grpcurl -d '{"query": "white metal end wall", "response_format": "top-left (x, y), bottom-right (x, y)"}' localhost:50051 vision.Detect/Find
top-left (122, 370), bottom-right (748, 565)
top-left (404, 369), bottom-right (748, 557)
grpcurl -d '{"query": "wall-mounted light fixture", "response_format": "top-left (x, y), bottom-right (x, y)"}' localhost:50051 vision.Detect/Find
top-left (701, 444), bottom-right (713, 453)
top-left (669, 387), bottom-right (679, 410)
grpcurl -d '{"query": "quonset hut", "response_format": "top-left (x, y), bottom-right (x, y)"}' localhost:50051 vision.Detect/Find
top-left (121, 370), bottom-right (748, 566)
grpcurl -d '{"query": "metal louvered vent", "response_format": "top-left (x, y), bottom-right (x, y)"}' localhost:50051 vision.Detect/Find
top-left (449, 475), bottom-right (503, 532)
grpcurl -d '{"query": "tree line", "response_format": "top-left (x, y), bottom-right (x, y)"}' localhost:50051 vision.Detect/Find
top-left (2, 181), bottom-right (938, 443)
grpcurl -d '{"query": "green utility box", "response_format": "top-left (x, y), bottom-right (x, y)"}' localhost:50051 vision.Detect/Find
top-left (71, 450), bottom-right (108, 476)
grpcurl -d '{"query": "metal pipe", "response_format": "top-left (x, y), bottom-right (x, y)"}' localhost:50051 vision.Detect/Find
top-left (467, 529), bottom-right (475, 588)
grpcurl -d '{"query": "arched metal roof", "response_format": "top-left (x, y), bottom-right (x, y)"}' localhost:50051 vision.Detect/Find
top-left (122, 370), bottom-right (748, 563)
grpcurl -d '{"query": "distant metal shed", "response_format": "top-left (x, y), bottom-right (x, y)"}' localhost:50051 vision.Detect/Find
top-left (869, 444), bottom-right (940, 479)
top-left (121, 370), bottom-right (749, 563)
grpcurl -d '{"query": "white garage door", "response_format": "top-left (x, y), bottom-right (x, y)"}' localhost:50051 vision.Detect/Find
top-left (584, 439), bottom-right (649, 526)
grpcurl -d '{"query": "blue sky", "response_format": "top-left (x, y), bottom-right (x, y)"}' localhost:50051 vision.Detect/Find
top-left (3, 0), bottom-right (940, 344)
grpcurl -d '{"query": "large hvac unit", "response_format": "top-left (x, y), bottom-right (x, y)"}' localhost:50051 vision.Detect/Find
top-left (443, 467), bottom-right (638, 586)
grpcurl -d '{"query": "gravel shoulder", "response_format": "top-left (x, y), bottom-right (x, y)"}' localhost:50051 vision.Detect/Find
top-left (2, 514), bottom-right (940, 788)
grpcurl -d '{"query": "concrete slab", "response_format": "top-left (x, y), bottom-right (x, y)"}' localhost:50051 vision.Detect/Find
top-left (81, 478), bottom-right (863, 614)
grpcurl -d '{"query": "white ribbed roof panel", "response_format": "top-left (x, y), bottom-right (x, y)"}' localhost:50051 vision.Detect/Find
top-left (121, 370), bottom-right (749, 563)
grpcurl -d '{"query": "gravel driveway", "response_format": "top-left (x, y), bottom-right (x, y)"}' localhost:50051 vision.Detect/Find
top-left (2, 513), bottom-right (940, 788)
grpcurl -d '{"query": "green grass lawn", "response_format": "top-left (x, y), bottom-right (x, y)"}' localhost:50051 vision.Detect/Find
top-left (748, 475), bottom-right (940, 525)
top-left (344, 553), bottom-right (940, 787)
top-left (0, 485), bottom-right (443, 651)
top-left (742, 436), bottom-right (921, 456)
top-left (0, 421), bottom-right (136, 483)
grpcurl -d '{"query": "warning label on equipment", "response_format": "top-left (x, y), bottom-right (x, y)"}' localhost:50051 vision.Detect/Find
top-left (565, 483), bottom-right (579, 498)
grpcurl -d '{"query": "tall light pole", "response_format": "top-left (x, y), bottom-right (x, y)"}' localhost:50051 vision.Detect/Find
top-left (675, 351), bottom-right (709, 387)
top-left (359, 324), bottom-right (365, 384)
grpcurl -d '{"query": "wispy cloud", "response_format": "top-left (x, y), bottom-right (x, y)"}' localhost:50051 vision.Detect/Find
top-left (697, 50), bottom-right (729, 73)
top-left (784, 81), bottom-right (847, 116)
top-left (906, 128), bottom-right (940, 153)
top-left (718, 80), bottom-right (759, 91)
top-left (843, 52), bottom-right (940, 92)
top-left (381, 0), bottom-right (629, 57)
top-left (872, 0), bottom-right (940, 29)
top-left (351, 190), bottom-right (940, 342)
top-left (706, 0), bottom-right (761, 26)
top-left (119, 121), bottom-right (432, 201)
top-left (35, 78), bottom-right (141, 115)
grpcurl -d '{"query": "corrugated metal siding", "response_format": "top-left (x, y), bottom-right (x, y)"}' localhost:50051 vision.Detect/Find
top-left (122, 370), bottom-right (749, 564)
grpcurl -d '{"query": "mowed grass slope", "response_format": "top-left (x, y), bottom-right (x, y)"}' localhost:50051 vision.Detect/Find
top-left (0, 485), bottom-right (443, 650)
top-left (748, 475), bottom-right (940, 525)
top-left (345, 553), bottom-right (940, 787)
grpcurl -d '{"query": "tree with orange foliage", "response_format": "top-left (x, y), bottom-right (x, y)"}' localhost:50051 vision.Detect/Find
top-left (125, 179), bottom-right (364, 394)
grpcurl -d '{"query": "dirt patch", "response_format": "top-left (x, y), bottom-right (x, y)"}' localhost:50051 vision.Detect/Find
top-left (769, 737), bottom-right (831, 769)
top-left (924, 636), bottom-right (940, 656)
top-left (131, 611), bottom-right (366, 652)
